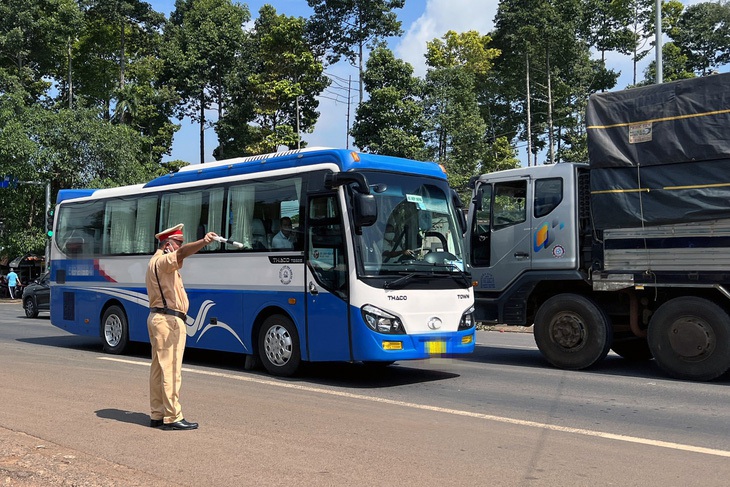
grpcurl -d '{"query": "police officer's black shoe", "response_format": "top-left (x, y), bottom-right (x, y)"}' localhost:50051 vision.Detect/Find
top-left (162, 419), bottom-right (198, 430)
top-left (150, 419), bottom-right (164, 428)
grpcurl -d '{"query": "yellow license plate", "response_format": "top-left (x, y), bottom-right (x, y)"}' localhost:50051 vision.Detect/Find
top-left (425, 341), bottom-right (446, 354)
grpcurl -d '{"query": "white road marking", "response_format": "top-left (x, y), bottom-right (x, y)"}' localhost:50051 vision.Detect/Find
top-left (100, 356), bottom-right (730, 458)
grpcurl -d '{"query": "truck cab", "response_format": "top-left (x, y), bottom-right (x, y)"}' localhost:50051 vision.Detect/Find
top-left (467, 163), bottom-right (589, 324)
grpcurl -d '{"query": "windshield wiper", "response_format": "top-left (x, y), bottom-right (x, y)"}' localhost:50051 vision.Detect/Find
top-left (428, 263), bottom-right (472, 287)
top-left (384, 272), bottom-right (436, 289)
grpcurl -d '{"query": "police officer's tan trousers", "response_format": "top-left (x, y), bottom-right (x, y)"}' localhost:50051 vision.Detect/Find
top-left (147, 313), bottom-right (187, 423)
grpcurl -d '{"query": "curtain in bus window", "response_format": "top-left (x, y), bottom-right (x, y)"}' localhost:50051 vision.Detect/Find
top-left (206, 189), bottom-right (224, 250)
top-left (134, 196), bottom-right (157, 253)
top-left (163, 192), bottom-right (202, 244)
top-left (229, 186), bottom-right (255, 249)
top-left (106, 200), bottom-right (135, 254)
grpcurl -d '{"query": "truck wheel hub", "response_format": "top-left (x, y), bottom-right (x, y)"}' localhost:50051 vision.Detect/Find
top-left (550, 313), bottom-right (585, 349)
top-left (669, 318), bottom-right (714, 359)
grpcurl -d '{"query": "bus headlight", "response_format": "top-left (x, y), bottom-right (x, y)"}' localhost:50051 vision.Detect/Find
top-left (362, 304), bottom-right (405, 334)
top-left (459, 305), bottom-right (475, 330)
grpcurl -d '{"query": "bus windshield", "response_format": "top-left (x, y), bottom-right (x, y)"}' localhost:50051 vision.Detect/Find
top-left (354, 171), bottom-right (466, 279)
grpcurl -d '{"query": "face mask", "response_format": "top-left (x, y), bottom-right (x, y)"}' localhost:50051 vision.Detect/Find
top-left (385, 232), bottom-right (395, 240)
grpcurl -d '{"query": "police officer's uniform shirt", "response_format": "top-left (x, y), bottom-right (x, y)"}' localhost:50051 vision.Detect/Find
top-left (145, 249), bottom-right (189, 314)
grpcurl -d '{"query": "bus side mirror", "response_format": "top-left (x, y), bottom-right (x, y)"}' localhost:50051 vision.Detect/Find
top-left (353, 193), bottom-right (377, 232)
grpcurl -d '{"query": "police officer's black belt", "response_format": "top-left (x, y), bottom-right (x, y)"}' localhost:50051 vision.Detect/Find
top-left (150, 307), bottom-right (187, 320)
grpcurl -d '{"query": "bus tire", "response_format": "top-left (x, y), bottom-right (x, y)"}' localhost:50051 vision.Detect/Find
top-left (648, 297), bottom-right (730, 381)
top-left (258, 314), bottom-right (301, 377)
top-left (534, 293), bottom-right (612, 370)
top-left (101, 305), bottom-right (129, 355)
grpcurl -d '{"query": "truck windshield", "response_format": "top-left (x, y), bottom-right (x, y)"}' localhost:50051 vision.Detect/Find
top-left (353, 171), bottom-right (467, 282)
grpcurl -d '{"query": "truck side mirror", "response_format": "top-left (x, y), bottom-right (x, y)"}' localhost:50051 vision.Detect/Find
top-left (472, 187), bottom-right (483, 211)
top-left (452, 189), bottom-right (467, 235)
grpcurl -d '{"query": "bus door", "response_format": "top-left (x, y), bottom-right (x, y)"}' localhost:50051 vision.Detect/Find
top-left (304, 193), bottom-right (351, 361)
top-left (469, 176), bottom-right (532, 292)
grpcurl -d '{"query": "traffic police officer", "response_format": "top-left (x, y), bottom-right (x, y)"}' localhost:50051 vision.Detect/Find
top-left (146, 223), bottom-right (218, 430)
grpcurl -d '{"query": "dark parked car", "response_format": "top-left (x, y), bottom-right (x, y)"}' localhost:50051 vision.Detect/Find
top-left (22, 271), bottom-right (50, 318)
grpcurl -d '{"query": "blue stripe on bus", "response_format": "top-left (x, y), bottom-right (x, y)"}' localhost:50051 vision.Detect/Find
top-left (142, 149), bottom-right (447, 188)
top-left (50, 286), bottom-right (474, 361)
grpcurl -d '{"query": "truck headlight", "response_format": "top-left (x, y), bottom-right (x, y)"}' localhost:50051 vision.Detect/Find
top-left (362, 304), bottom-right (405, 334)
top-left (459, 305), bottom-right (475, 330)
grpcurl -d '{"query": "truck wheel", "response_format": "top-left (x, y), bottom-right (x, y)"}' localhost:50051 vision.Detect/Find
top-left (648, 297), bottom-right (730, 381)
top-left (101, 305), bottom-right (129, 354)
top-left (534, 294), bottom-right (612, 370)
top-left (258, 314), bottom-right (301, 377)
top-left (611, 338), bottom-right (653, 361)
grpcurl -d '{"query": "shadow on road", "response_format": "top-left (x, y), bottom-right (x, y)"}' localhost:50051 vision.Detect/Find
top-left (95, 409), bottom-right (151, 428)
top-left (464, 343), bottom-right (730, 384)
top-left (20, 334), bottom-right (459, 388)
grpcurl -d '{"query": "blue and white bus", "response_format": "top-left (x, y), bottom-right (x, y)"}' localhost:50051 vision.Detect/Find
top-left (48, 148), bottom-right (475, 375)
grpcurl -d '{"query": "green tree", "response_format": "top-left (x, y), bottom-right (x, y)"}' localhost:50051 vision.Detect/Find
top-left (241, 5), bottom-right (329, 154)
top-left (580, 0), bottom-right (635, 64)
top-left (670, 1), bottom-right (730, 76)
top-left (306, 0), bottom-right (404, 102)
top-left (163, 0), bottom-right (250, 163)
top-left (351, 46), bottom-right (428, 160)
top-left (73, 1), bottom-right (166, 111)
top-left (0, 97), bottom-right (154, 257)
top-left (490, 0), bottom-right (616, 165)
top-left (0, 0), bottom-right (82, 100)
top-left (423, 30), bottom-right (516, 184)
top-left (642, 41), bottom-right (695, 84)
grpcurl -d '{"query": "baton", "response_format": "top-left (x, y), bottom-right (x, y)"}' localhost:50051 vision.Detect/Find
top-left (214, 235), bottom-right (244, 248)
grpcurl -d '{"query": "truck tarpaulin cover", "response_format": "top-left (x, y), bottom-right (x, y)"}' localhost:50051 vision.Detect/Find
top-left (586, 73), bottom-right (730, 229)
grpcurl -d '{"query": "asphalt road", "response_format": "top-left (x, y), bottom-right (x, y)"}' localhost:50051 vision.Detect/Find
top-left (1, 300), bottom-right (730, 486)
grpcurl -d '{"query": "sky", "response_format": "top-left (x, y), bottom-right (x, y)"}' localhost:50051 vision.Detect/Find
top-left (148, 0), bottom-right (699, 165)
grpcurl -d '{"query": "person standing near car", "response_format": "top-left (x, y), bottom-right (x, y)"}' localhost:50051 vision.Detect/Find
top-left (145, 223), bottom-right (218, 431)
top-left (6, 269), bottom-right (20, 300)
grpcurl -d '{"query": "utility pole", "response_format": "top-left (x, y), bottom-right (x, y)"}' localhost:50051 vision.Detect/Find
top-left (346, 75), bottom-right (352, 149)
top-left (655, 0), bottom-right (663, 84)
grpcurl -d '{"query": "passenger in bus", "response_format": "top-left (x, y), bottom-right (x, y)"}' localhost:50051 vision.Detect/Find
top-left (145, 223), bottom-right (218, 431)
top-left (382, 224), bottom-right (414, 260)
top-left (272, 216), bottom-right (295, 249)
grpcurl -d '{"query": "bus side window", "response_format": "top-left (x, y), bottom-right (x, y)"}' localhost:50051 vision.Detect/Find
top-left (308, 195), bottom-right (347, 296)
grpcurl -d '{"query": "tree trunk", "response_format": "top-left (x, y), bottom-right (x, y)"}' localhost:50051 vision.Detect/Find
top-left (119, 20), bottom-right (125, 88)
top-left (200, 88), bottom-right (206, 164)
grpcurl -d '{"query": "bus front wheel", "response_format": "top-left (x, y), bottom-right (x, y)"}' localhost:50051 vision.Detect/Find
top-left (101, 305), bottom-right (129, 354)
top-left (258, 314), bottom-right (301, 377)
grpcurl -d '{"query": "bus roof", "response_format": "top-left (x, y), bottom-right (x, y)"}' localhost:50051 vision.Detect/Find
top-left (55, 148), bottom-right (447, 204)
top-left (143, 148), bottom-right (446, 188)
